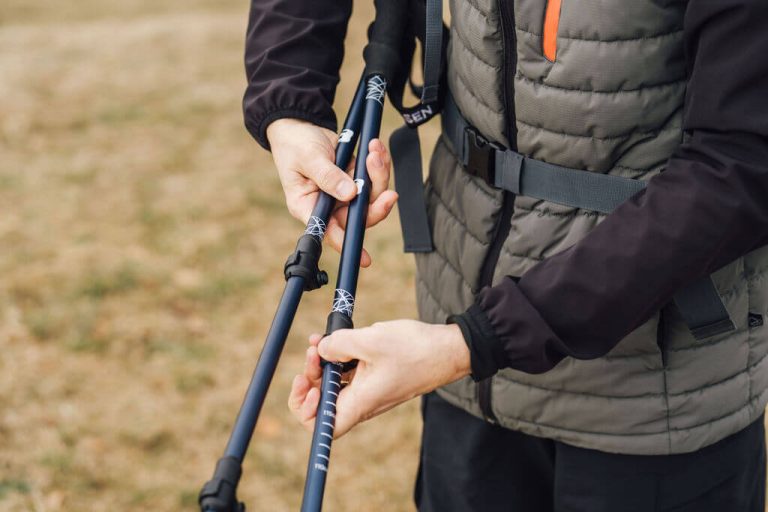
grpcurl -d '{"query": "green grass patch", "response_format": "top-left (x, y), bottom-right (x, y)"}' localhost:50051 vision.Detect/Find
top-left (0, 479), bottom-right (30, 500)
top-left (144, 337), bottom-right (214, 361)
top-left (63, 306), bottom-right (109, 353)
top-left (0, 174), bottom-right (20, 190)
top-left (24, 309), bottom-right (59, 341)
top-left (183, 273), bottom-right (262, 304)
top-left (174, 370), bottom-right (215, 394)
top-left (78, 264), bottom-right (140, 299)
top-left (179, 489), bottom-right (199, 508)
top-left (40, 451), bottom-right (74, 473)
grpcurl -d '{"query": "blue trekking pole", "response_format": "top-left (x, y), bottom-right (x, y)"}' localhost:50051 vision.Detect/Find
top-left (299, 72), bottom-right (387, 512)
top-left (300, 1), bottom-right (410, 510)
top-left (198, 78), bottom-right (366, 512)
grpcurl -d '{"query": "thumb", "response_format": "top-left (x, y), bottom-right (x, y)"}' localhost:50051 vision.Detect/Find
top-left (332, 386), bottom-right (365, 438)
top-left (318, 329), bottom-right (368, 363)
top-left (306, 159), bottom-right (357, 202)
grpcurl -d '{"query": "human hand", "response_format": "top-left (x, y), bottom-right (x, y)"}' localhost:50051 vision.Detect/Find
top-left (266, 118), bottom-right (398, 267)
top-left (288, 320), bottom-right (471, 437)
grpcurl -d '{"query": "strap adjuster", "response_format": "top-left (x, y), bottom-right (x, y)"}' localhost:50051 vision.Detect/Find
top-left (462, 127), bottom-right (501, 184)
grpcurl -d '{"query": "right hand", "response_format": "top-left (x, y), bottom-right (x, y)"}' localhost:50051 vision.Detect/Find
top-left (266, 118), bottom-right (398, 267)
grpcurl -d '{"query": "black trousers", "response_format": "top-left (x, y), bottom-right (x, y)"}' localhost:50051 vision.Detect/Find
top-left (415, 392), bottom-right (766, 512)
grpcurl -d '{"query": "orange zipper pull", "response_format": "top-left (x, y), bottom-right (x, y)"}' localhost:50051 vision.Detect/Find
top-left (543, 0), bottom-right (562, 62)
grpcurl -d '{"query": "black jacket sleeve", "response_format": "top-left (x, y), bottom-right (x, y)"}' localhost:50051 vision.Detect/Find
top-left (453, 0), bottom-right (768, 380)
top-left (242, 0), bottom-right (352, 150)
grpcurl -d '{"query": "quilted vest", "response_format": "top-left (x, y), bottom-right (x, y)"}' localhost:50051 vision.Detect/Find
top-left (415, 0), bottom-right (768, 454)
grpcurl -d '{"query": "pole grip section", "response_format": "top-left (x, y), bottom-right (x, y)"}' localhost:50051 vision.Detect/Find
top-left (363, 0), bottom-right (409, 81)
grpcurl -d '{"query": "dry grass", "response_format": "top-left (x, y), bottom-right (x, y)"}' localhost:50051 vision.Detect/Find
top-left (0, 1), bottom-right (439, 510)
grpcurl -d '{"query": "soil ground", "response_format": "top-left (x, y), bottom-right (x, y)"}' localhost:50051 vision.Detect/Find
top-left (0, 1), bottom-right (439, 510)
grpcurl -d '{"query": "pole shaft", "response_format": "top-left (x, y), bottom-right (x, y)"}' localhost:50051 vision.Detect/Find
top-left (219, 77), bottom-right (367, 462)
top-left (224, 275), bottom-right (305, 458)
top-left (300, 74), bottom-right (387, 512)
top-left (200, 76), bottom-right (369, 512)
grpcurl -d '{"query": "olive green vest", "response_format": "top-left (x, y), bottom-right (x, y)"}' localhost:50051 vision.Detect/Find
top-left (415, 0), bottom-right (768, 454)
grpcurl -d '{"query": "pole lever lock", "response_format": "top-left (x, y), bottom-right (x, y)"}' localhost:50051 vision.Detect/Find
top-left (284, 234), bottom-right (329, 291)
top-left (198, 456), bottom-right (245, 512)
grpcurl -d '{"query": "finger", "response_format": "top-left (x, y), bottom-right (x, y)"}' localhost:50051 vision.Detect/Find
top-left (324, 216), bottom-right (345, 255)
top-left (333, 386), bottom-right (364, 438)
top-left (370, 138), bottom-right (390, 168)
top-left (306, 159), bottom-right (357, 202)
top-left (360, 248), bottom-right (371, 268)
top-left (305, 345), bottom-right (323, 384)
top-left (309, 333), bottom-right (323, 346)
top-left (285, 190), bottom-right (315, 225)
top-left (332, 189), bottom-right (396, 230)
top-left (325, 214), bottom-right (371, 267)
top-left (318, 329), bottom-right (369, 363)
top-left (365, 190), bottom-right (398, 228)
top-left (367, 139), bottom-right (391, 201)
top-left (374, 138), bottom-right (391, 168)
top-left (300, 387), bottom-right (321, 429)
top-left (288, 374), bottom-right (311, 414)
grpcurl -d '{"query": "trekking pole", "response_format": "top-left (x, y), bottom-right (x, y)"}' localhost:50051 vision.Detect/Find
top-left (299, 72), bottom-right (387, 512)
top-left (198, 77), bottom-right (367, 512)
top-left (300, 2), bottom-right (409, 510)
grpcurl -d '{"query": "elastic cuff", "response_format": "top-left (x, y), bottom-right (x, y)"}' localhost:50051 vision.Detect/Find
top-left (245, 109), bottom-right (337, 151)
top-left (448, 303), bottom-right (504, 381)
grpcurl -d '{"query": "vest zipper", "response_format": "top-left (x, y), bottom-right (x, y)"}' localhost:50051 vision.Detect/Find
top-left (498, 0), bottom-right (518, 148)
top-left (475, 0), bottom-right (518, 426)
top-left (657, 307), bottom-right (668, 368)
top-left (476, 193), bottom-right (515, 424)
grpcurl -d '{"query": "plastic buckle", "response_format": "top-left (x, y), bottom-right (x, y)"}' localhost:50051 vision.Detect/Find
top-left (463, 127), bottom-right (501, 184)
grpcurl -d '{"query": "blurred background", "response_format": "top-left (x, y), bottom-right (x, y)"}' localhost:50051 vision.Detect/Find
top-left (0, 1), bottom-right (440, 510)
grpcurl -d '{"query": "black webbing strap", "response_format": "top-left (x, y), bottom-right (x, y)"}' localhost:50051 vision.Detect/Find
top-left (390, 0), bottom-right (445, 253)
top-left (391, 125), bottom-right (434, 252)
top-left (419, 0), bottom-right (443, 104)
top-left (442, 94), bottom-right (735, 341)
top-left (493, 150), bottom-right (647, 214)
top-left (672, 278), bottom-right (736, 339)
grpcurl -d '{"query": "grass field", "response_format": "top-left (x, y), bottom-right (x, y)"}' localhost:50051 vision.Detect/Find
top-left (0, 1), bottom-right (439, 510)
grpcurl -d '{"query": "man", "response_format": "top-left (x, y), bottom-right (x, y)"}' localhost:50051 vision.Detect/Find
top-left (244, 0), bottom-right (768, 510)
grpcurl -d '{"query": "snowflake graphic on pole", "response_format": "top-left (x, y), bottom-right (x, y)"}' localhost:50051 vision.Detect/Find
top-left (305, 216), bottom-right (327, 239)
top-left (332, 289), bottom-right (355, 316)
top-left (365, 75), bottom-right (387, 105)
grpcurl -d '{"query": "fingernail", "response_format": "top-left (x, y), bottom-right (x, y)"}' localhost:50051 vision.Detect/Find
top-left (370, 152), bottom-right (383, 168)
top-left (337, 180), bottom-right (355, 197)
top-left (317, 340), bottom-right (327, 359)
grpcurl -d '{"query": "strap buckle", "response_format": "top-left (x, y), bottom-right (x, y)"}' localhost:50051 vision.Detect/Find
top-left (463, 127), bottom-right (501, 184)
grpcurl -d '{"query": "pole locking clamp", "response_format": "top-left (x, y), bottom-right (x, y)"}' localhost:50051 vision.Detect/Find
top-left (284, 234), bottom-right (329, 291)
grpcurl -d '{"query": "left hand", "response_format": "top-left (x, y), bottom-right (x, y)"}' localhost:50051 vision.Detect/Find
top-left (288, 320), bottom-right (471, 437)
